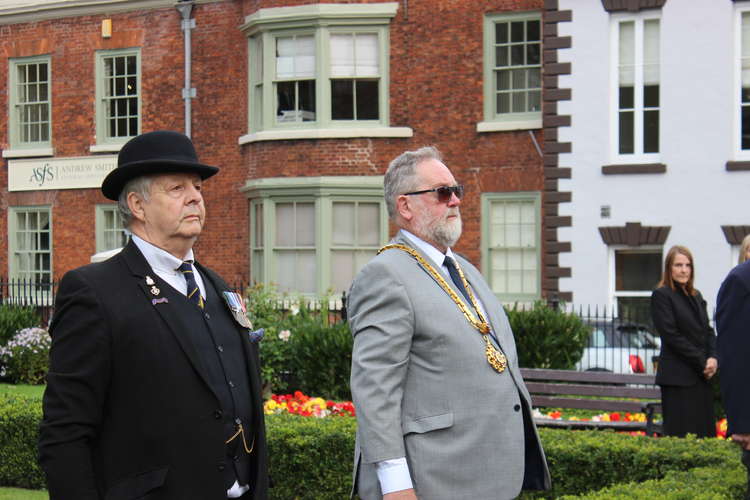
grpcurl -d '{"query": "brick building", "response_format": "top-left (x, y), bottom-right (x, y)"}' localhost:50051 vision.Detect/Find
top-left (0, 0), bottom-right (566, 303)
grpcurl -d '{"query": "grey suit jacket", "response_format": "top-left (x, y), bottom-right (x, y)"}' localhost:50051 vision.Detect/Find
top-left (348, 231), bottom-right (550, 500)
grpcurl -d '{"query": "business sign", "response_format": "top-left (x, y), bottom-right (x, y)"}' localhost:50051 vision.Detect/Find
top-left (8, 155), bottom-right (117, 191)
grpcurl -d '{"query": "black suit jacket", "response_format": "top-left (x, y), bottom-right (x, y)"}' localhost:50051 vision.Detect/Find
top-left (716, 261), bottom-right (750, 436)
top-left (650, 285), bottom-right (716, 387)
top-left (38, 241), bottom-right (269, 500)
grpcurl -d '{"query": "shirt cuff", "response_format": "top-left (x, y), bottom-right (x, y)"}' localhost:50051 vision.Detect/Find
top-left (375, 457), bottom-right (413, 494)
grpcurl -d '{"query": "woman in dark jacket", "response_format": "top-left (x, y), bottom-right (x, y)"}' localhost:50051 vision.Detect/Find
top-left (651, 245), bottom-right (718, 438)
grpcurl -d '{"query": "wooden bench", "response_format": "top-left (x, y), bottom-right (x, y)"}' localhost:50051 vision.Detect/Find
top-left (520, 368), bottom-right (662, 435)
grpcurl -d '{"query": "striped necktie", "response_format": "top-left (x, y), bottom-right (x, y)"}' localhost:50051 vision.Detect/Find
top-left (178, 261), bottom-right (204, 309)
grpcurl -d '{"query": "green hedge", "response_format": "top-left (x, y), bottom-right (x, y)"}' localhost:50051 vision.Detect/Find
top-left (2, 395), bottom-right (746, 499)
top-left (0, 395), bottom-right (44, 489)
top-left (522, 429), bottom-right (745, 499)
top-left (558, 465), bottom-right (746, 499)
top-left (266, 414), bottom-right (355, 499)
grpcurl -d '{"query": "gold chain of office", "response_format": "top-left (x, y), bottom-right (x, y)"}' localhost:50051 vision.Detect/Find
top-left (378, 244), bottom-right (507, 374)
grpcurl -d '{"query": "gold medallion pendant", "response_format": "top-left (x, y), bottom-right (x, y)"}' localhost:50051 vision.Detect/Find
top-left (483, 336), bottom-right (507, 373)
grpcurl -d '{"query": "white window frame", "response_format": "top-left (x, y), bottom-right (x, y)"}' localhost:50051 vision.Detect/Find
top-left (5, 55), bottom-right (53, 158)
top-left (244, 176), bottom-right (387, 297)
top-left (481, 191), bottom-right (542, 303)
top-left (608, 245), bottom-right (662, 317)
top-left (609, 13), bottom-right (661, 164)
top-left (240, 3), bottom-right (412, 143)
top-left (479, 11), bottom-right (542, 133)
top-left (95, 204), bottom-right (129, 253)
top-left (92, 48), bottom-right (141, 152)
top-left (734, 6), bottom-right (750, 158)
top-left (8, 206), bottom-right (53, 299)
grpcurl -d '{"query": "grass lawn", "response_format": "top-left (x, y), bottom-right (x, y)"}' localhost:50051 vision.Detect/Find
top-left (0, 488), bottom-right (47, 500)
top-left (0, 383), bottom-right (44, 398)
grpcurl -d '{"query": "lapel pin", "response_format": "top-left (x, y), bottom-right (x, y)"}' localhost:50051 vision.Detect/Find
top-left (145, 276), bottom-right (155, 286)
top-left (152, 297), bottom-right (169, 305)
top-left (150, 286), bottom-right (160, 296)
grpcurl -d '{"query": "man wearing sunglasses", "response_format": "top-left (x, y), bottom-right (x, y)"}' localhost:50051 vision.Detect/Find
top-left (348, 146), bottom-right (550, 500)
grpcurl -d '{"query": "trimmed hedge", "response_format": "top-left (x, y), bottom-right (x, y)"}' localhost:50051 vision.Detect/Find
top-left (522, 429), bottom-right (745, 499)
top-left (0, 394), bottom-right (44, 489)
top-left (1, 395), bottom-right (746, 499)
top-left (266, 414), bottom-right (356, 499)
top-left (558, 465), bottom-right (746, 499)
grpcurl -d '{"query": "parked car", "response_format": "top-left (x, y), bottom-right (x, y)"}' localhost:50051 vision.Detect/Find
top-left (576, 321), bottom-right (661, 374)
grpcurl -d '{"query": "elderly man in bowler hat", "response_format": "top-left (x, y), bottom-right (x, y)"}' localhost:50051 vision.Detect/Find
top-left (38, 131), bottom-right (269, 500)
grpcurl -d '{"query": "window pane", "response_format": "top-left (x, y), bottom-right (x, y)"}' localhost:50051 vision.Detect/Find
top-left (619, 111), bottom-right (634, 154)
top-left (644, 85), bottom-right (659, 108)
top-left (643, 20), bottom-right (660, 85)
top-left (510, 45), bottom-right (524, 66)
top-left (276, 203), bottom-right (294, 246)
top-left (356, 80), bottom-right (379, 120)
top-left (331, 250), bottom-right (354, 293)
top-left (496, 92), bottom-right (510, 114)
top-left (331, 80), bottom-right (354, 120)
top-left (619, 86), bottom-right (634, 109)
top-left (644, 109), bottom-right (659, 153)
top-left (355, 34), bottom-right (379, 77)
top-left (619, 22), bottom-right (635, 86)
top-left (495, 46), bottom-right (509, 67)
top-left (497, 70), bottom-right (510, 91)
top-left (276, 35), bottom-right (315, 79)
top-left (743, 106), bottom-right (750, 150)
top-left (527, 20), bottom-right (540, 42)
top-left (617, 297), bottom-right (651, 325)
top-left (510, 21), bottom-right (524, 43)
top-left (296, 203), bottom-right (315, 246)
top-left (495, 22), bottom-right (508, 44)
top-left (333, 202), bottom-right (355, 245)
top-left (357, 203), bottom-right (380, 245)
top-left (615, 251), bottom-right (661, 291)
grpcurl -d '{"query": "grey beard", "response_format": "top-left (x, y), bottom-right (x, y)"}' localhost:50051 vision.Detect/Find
top-left (418, 212), bottom-right (462, 249)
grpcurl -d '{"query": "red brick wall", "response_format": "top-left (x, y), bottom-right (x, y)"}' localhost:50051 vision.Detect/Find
top-left (0, 0), bottom-right (544, 285)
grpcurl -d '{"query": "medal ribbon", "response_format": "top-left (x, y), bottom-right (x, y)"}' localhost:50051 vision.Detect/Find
top-left (378, 244), bottom-right (507, 373)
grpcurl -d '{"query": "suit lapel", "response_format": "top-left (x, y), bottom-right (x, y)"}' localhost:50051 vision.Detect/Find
top-left (120, 241), bottom-right (216, 395)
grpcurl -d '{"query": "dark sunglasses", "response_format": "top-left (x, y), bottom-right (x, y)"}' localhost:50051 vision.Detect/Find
top-left (403, 185), bottom-right (464, 203)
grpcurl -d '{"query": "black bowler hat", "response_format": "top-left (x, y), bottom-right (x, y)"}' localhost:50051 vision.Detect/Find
top-left (101, 130), bottom-right (219, 200)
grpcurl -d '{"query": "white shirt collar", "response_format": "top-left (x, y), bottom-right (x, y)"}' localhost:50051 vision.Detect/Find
top-left (131, 234), bottom-right (196, 274)
top-left (400, 229), bottom-right (456, 269)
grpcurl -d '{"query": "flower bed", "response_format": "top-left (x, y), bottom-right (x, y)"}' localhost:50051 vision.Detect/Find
top-left (532, 408), bottom-right (729, 439)
top-left (264, 391), bottom-right (355, 418)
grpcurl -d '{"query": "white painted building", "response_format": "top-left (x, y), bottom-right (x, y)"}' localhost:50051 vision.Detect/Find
top-left (550, 0), bottom-right (749, 319)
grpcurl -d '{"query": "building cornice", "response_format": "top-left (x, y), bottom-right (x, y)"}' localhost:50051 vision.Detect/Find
top-left (0, 0), bottom-right (220, 25)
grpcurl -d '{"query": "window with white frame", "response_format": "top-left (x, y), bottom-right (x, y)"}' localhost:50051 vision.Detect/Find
top-left (9, 56), bottom-right (51, 149)
top-left (739, 11), bottom-right (750, 151)
top-left (8, 207), bottom-right (52, 287)
top-left (95, 205), bottom-right (129, 253)
top-left (246, 177), bottom-right (386, 296)
top-left (614, 17), bottom-right (660, 157)
top-left (244, 3), bottom-right (397, 134)
top-left (612, 248), bottom-right (661, 324)
top-left (95, 49), bottom-right (140, 144)
top-left (481, 12), bottom-right (542, 130)
top-left (482, 192), bottom-right (541, 302)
